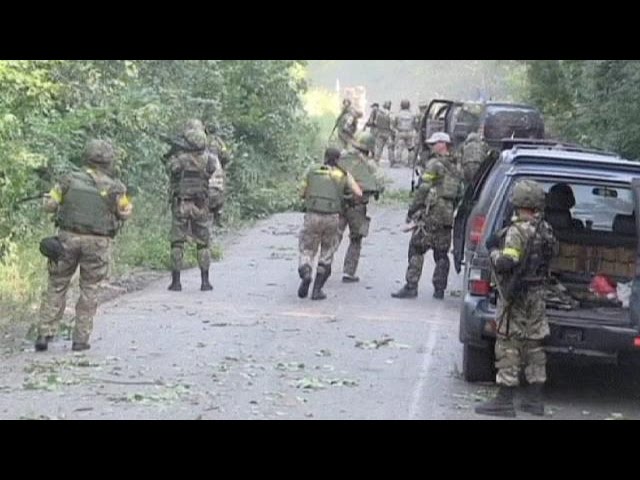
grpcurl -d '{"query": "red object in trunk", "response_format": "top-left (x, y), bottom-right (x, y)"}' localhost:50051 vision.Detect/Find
top-left (589, 274), bottom-right (618, 299)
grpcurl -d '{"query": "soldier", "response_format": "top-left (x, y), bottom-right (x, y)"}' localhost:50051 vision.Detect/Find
top-left (373, 101), bottom-right (394, 165)
top-left (205, 121), bottom-right (231, 228)
top-left (391, 99), bottom-right (415, 167)
top-left (336, 99), bottom-right (361, 149)
top-left (34, 139), bottom-right (133, 352)
top-left (460, 131), bottom-right (489, 185)
top-left (166, 119), bottom-right (218, 292)
top-left (337, 132), bottom-right (385, 283)
top-left (298, 147), bottom-right (362, 300)
top-left (392, 132), bottom-right (462, 300)
top-left (475, 180), bottom-right (557, 418)
top-left (364, 103), bottom-right (380, 135)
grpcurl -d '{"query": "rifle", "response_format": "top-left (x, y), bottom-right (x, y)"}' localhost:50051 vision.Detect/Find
top-left (495, 215), bottom-right (545, 336)
top-left (16, 194), bottom-right (46, 204)
top-left (329, 105), bottom-right (350, 141)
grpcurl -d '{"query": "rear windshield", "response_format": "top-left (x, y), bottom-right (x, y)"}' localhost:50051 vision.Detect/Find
top-left (499, 179), bottom-right (635, 234)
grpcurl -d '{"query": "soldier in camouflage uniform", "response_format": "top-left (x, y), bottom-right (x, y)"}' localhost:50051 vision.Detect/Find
top-left (205, 122), bottom-right (231, 228)
top-left (391, 99), bottom-right (416, 168)
top-left (475, 180), bottom-right (557, 418)
top-left (460, 131), bottom-right (489, 185)
top-left (392, 132), bottom-right (463, 300)
top-left (337, 100), bottom-right (361, 149)
top-left (337, 132), bottom-right (385, 283)
top-left (166, 119), bottom-right (218, 292)
top-left (373, 101), bottom-right (394, 165)
top-left (298, 148), bottom-right (362, 300)
top-left (35, 139), bottom-right (133, 352)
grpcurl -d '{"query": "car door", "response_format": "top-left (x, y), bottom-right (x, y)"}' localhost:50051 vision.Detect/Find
top-left (630, 179), bottom-right (640, 327)
top-left (452, 151), bottom-right (500, 273)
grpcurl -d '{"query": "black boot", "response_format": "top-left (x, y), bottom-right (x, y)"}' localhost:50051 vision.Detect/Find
top-left (35, 335), bottom-right (53, 352)
top-left (520, 383), bottom-right (545, 416)
top-left (475, 386), bottom-right (517, 418)
top-left (311, 264), bottom-right (331, 301)
top-left (391, 284), bottom-right (418, 299)
top-left (200, 269), bottom-right (213, 291)
top-left (433, 289), bottom-right (445, 300)
top-left (168, 270), bottom-right (182, 291)
top-left (72, 342), bottom-right (91, 352)
top-left (298, 265), bottom-right (312, 299)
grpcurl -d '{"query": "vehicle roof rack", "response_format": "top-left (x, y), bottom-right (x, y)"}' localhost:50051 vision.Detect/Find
top-left (501, 138), bottom-right (620, 157)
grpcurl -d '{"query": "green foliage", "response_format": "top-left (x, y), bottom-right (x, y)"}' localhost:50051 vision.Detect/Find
top-left (522, 60), bottom-right (640, 159)
top-left (0, 60), bottom-right (318, 320)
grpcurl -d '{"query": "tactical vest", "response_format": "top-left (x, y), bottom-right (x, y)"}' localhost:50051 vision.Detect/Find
top-left (305, 167), bottom-right (344, 214)
top-left (462, 139), bottom-right (488, 167)
top-left (375, 110), bottom-right (391, 130)
top-left (57, 171), bottom-right (119, 237)
top-left (395, 111), bottom-right (414, 132)
top-left (513, 220), bottom-right (553, 284)
top-left (172, 151), bottom-right (209, 199)
top-left (432, 157), bottom-right (461, 201)
top-left (338, 153), bottom-right (379, 193)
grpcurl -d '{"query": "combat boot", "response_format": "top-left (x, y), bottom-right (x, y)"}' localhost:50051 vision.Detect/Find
top-left (433, 289), bottom-right (445, 300)
top-left (520, 383), bottom-right (545, 416)
top-left (72, 342), bottom-right (91, 352)
top-left (311, 264), bottom-right (331, 301)
top-left (475, 386), bottom-right (516, 418)
top-left (298, 265), bottom-right (312, 299)
top-left (342, 274), bottom-right (360, 283)
top-left (168, 270), bottom-right (182, 291)
top-left (391, 284), bottom-right (418, 299)
top-left (200, 269), bottom-right (213, 291)
top-left (35, 336), bottom-right (53, 352)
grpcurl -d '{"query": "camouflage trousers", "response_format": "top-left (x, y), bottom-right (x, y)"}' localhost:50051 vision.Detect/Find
top-left (338, 203), bottom-right (370, 277)
top-left (393, 131), bottom-right (415, 167)
top-left (494, 287), bottom-right (549, 386)
top-left (208, 188), bottom-right (225, 230)
top-left (374, 130), bottom-right (393, 164)
top-left (170, 198), bottom-right (211, 270)
top-left (298, 212), bottom-right (341, 270)
top-left (405, 223), bottom-right (452, 292)
top-left (37, 230), bottom-right (111, 344)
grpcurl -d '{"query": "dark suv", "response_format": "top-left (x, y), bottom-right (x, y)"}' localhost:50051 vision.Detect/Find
top-left (419, 100), bottom-right (545, 150)
top-left (454, 141), bottom-right (640, 382)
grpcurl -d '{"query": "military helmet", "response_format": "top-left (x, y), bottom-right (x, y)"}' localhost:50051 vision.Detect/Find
top-left (426, 132), bottom-right (452, 145)
top-left (418, 101), bottom-right (428, 110)
top-left (511, 179), bottom-right (545, 210)
top-left (383, 101), bottom-right (392, 110)
top-left (371, 102), bottom-right (380, 109)
top-left (354, 132), bottom-right (376, 154)
top-left (84, 139), bottom-right (116, 167)
top-left (182, 119), bottom-right (207, 150)
top-left (400, 99), bottom-right (410, 109)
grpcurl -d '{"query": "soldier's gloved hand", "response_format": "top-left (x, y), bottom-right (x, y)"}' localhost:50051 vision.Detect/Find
top-left (485, 232), bottom-right (501, 251)
top-left (494, 255), bottom-right (517, 273)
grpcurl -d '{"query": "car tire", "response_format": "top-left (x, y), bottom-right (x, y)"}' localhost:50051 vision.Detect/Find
top-left (462, 343), bottom-right (496, 383)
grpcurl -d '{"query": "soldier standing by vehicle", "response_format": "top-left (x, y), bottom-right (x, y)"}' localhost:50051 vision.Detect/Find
top-left (166, 119), bottom-right (218, 292)
top-left (392, 132), bottom-right (462, 300)
top-left (35, 139), bottom-right (133, 352)
top-left (298, 147), bottom-right (362, 300)
top-left (392, 99), bottom-right (416, 167)
top-left (460, 131), bottom-right (489, 185)
top-left (475, 179), bottom-right (557, 418)
top-left (337, 132), bottom-right (385, 283)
